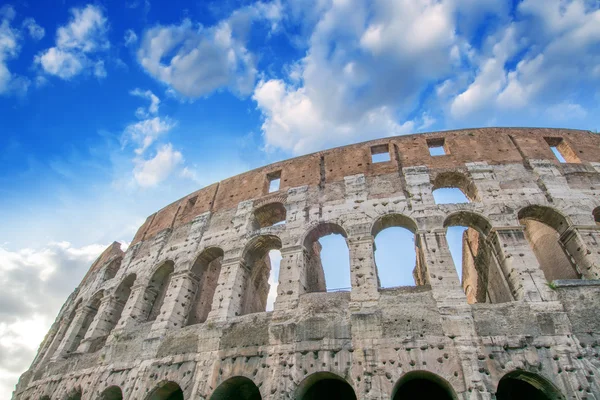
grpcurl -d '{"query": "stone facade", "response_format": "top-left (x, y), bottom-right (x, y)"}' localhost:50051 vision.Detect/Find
top-left (13, 128), bottom-right (600, 400)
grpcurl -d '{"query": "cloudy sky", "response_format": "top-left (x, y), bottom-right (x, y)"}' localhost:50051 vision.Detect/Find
top-left (1, 0), bottom-right (599, 397)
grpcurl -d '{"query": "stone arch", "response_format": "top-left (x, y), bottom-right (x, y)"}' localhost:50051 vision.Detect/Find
top-left (432, 171), bottom-right (479, 202)
top-left (103, 274), bottom-right (136, 338)
top-left (391, 371), bottom-right (457, 400)
top-left (98, 386), bottom-right (123, 400)
top-left (69, 291), bottom-right (104, 354)
top-left (252, 202), bottom-right (286, 229)
top-left (302, 222), bottom-right (350, 292)
top-left (241, 234), bottom-right (282, 315)
top-left (187, 247), bottom-right (224, 325)
top-left (518, 205), bottom-right (580, 281)
top-left (444, 211), bottom-right (512, 304)
top-left (496, 370), bottom-right (564, 400)
top-left (295, 372), bottom-right (356, 400)
top-left (65, 387), bottom-right (82, 400)
top-left (102, 257), bottom-right (123, 281)
top-left (142, 261), bottom-right (175, 322)
top-left (593, 206), bottom-right (600, 226)
top-left (209, 376), bottom-right (262, 400)
top-left (371, 214), bottom-right (421, 287)
top-left (145, 381), bottom-right (183, 400)
top-left (40, 396), bottom-right (51, 400)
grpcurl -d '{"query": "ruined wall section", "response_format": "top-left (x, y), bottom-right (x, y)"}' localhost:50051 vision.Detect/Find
top-left (14, 128), bottom-right (600, 400)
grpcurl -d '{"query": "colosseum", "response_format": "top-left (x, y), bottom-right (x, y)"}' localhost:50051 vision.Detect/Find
top-left (12, 127), bottom-right (600, 400)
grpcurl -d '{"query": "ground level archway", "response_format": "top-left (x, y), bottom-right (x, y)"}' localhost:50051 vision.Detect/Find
top-left (146, 381), bottom-right (184, 400)
top-left (392, 371), bottom-right (456, 400)
top-left (497, 371), bottom-right (564, 400)
top-left (296, 372), bottom-right (356, 400)
top-left (209, 376), bottom-right (261, 400)
top-left (99, 386), bottom-right (123, 400)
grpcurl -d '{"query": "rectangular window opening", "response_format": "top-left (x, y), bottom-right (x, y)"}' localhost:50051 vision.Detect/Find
top-left (427, 138), bottom-right (447, 156)
top-left (371, 144), bottom-right (391, 163)
top-left (267, 171), bottom-right (281, 193)
top-left (544, 137), bottom-right (579, 164)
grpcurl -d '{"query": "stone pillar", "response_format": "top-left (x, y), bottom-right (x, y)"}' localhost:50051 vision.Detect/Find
top-left (51, 305), bottom-right (95, 359)
top-left (76, 296), bottom-right (115, 353)
top-left (488, 227), bottom-right (555, 302)
top-left (348, 235), bottom-right (380, 307)
top-left (273, 246), bottom-right (305, 314)
top-left (206, 257), bottom-right (248, 322)
top-left (416, 229), bottom-right (466, 304)
top-left (560, 226), bottom-right (600, 279)
top-left (150, 270), bottom-right (198, 331)
top-left (110, 284), bottom-right (147, 332)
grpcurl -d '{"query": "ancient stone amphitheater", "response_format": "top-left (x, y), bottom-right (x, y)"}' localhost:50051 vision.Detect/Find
top-left (13, 128), bottom-right (600, 400)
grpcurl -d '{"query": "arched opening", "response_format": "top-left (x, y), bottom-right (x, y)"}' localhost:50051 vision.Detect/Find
top-left (303, 223), bottom-right (351, 292)
top-left (444, 212), bottom-right (511, 304)
top-left (99, 386), bottom-right (123, 400)
top-left (518, 206), bottom-right (580, 281)
top-left (241, 235), bottom-right (282, 315)
top-left (103, 257), bottom-right (123, 281)
top-left (146, 381), bottom-right (183, 400)
top-left (372, 214), bottom-right (421, 288)
top-left (296, 372), bottom-right (356, 400)
top-left (66, 387), bottom-right (82, 400)
top-left (497, 370), bottom-right (564, 400)
top-left (432, 172), bottom-right (478, 204)
top-left (209, 376), bottom-right (262, 400)
top-left (187, 248), bottom-right (223, 325)
top-left (392, 371), bottom-right (456, 400)
top-left (142, 261), bottom-right (175, 322)
top-left (69, 291), bottom-right (103, 354)
top-left (266, 249), bottom-right (281, 311)
top-left (253, 202), bottom-right (286, 229)
top-left (107, 274), bottom-right (136, 335)
top-left (40, 396), bottom-right (51, 400)
top-left (593, 206), bottom-right (600, 226)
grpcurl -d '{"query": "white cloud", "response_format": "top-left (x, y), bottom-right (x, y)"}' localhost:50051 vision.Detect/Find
top-left (0, 241), bottom-right (107, 400)
top-left (0, 5), bottom-right (29, 96)
top-left (125, 116), bottom-right (175, 155)
top-left (35, 5), bottom-right (109, 80)
top-left (21, 18), bottom-right (44, 40)
top-left (133, 143), bottom-right (183, 187)
top-left (124, 29), bottom-right (137, 46)
top-left (130, 88), bottom-right (160, 116)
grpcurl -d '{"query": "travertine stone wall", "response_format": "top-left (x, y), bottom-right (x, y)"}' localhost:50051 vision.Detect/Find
top-left (13, 128), bottom-right (600, 400)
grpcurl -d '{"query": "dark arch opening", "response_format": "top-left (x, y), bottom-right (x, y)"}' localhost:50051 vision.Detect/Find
top-left (303, 223), bottom-right (350, 293)
top-left (69, 291), bottom-right (104, 354)
top-left (241, 235), bottom-right (282, 315)
top-left (253, 202), bottom-right (286, 229)
top-left (296, 372), bottom-right (356, 400)
top-left (113, 274), bottom-right (136, 331)
top-left (209, 376), bottom-right (261, 400)
top-left (66, 387), bottom-right (82, 400)
top-left (143, 261), bottom-right (175, 322)
top-left (146, 381), bottom-right (183, 400)
top-left (103, 257), bottom-right (123, 281)
top-left (518, 206), bottom-right (580, 281)
top-left (392, 371), bottom-right (456, 400)
top-left (432, 171), bottom-right (478, 203)
top-left (497, 371), bottom-right (564, 400)
top-left (187, 247), bottom-right (224, 325)
top-left (593, 206), bottom-right (600, 226)
top-left (99, 386), bottom-right (123, 400)
top-left (40, 396), bottom-right (51, 400)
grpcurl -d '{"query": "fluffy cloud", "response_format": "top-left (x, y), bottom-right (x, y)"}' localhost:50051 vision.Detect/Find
top-left (0, 6), bottom-right (29, 95)
top-left (0, 241), bottom-right (107, 400)
top-left (21, 18), bottom-right (44, 40)
top-left (137, 1), bottom-right (282, 98)
top-left (35, 5), bottom-right (109, 80)
top-left (126, 117), bottom-right (176, 155)
top-left (133, 143), bottom-right (183, 187)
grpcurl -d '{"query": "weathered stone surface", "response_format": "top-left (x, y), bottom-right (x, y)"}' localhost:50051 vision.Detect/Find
top-left (13, 128), bottom-right (600, 399)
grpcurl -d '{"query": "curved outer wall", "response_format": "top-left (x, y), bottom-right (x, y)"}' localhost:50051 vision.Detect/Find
top-left (13, 127), bottom-right (600, 399)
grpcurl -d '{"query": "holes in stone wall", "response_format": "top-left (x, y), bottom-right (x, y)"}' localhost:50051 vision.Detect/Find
top-left (374, 227), bottom-right (417, 288)
top-left (241, 235), bottom-right (282, 315)
top-left (143, 261), bottom-right (175, 322)
top-left (371, 144), bottom-right (391, 163)
top-left (427, 138), bottom-right (447, 156)
top-left (187, 248), bottom-right (223, 325)
top-left (267, 170), bottom-right (281, 193)
top-left (303, 223), bottom-right (351, 292)
top-left (544, 137), bottom-right (580, 164)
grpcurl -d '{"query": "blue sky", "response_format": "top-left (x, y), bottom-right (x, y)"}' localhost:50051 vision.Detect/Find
top-left (1, 0), bottom-right (599, 397)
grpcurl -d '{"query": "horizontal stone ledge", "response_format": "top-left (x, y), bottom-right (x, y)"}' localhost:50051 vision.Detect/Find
top-left (553, 279), bottom-right (600, 288)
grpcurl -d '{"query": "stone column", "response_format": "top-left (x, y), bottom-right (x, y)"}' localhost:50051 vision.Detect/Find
top-left (109, 284), bottom-right (147, 333)
top-left (560, 226), bottom-right (600, 279)
top-left (150, 270), bottom-right (198, 332)
top-left (347, 235), bottom-right (380, 307)
top-left (51, 305), bottom-right (95, 359)
top-left (206, 257), bottom-right (248, 322)
top-left (488, 227), bottom-right (555, 302)
top-left (76, 296), bottom-right (115, 353)
top-left (273, 245), bottom-right (305, 314)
